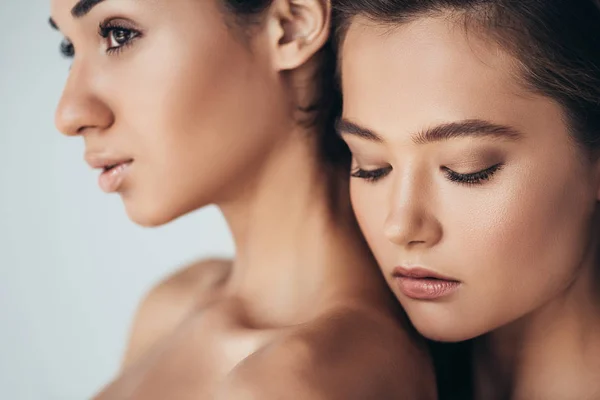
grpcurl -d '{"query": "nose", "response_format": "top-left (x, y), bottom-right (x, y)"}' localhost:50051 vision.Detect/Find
top-left (54, 62), bottom-right (114, 136)
top-left (384, 176), bottom-right (442, 249)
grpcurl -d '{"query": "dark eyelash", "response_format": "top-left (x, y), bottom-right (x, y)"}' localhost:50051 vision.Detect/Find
top-left (60, 39), bottom-right (74, 58)
top-left (350, 167), bottom-right (392, 183)
top-left (57, 21), bottom-right (140, 59)
top-left (351, 163), bottom-right (503, 185)
top-left (443, 163), bottom-right (503, 186)
top-left (98, 20), bottom-right (141, 54)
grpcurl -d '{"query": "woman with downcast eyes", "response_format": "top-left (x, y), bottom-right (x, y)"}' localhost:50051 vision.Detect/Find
top-left (335, 0), bottom-right (600, 398)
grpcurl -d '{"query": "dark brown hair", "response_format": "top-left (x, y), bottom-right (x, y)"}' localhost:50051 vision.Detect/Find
top-left (333, 2), bottom-right (600, 396)
top-left (333, 0), bottom-right (600, 152)
top-left (223, 0), bottom-right (349, 167)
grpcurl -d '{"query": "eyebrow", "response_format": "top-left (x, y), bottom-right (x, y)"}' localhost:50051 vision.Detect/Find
top-left (336, 119), bottom-right (384, 142)
top-left (49, 0), bottom-right (107, 30)
top-left (336, 118), bottom-right (523, 144)
top-left (72, 0), bottom-right (107, 18)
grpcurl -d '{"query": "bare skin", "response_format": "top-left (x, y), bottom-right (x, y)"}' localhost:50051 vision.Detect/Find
top-left (120, 259), bottom-right (233, 369)
top-left (116, 258), bottom-right (433, 400)
top-left (49, 0), bottom-right (436, 398)
top-left (339, 15), bottom-right (600, 400)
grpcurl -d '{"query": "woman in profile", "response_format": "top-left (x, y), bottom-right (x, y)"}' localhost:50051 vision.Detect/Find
top-left (49, 0), bottom-right (435, 398)
top-left (335, 0), bottom-right (600, 398)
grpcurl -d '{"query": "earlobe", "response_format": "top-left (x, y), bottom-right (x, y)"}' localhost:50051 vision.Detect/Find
top-left (266, 0), bottom-right (330, 71)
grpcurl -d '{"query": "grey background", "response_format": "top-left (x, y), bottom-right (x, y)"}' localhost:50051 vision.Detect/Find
top-left (0, 1), bottom-right (235, 398)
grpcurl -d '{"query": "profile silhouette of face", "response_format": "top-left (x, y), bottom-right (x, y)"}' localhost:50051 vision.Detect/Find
top-left (51, 0), bottom-right (293, 226)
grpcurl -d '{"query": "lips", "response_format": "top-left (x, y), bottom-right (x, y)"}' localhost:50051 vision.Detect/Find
top-left (102, 161), bottom-right (128, 172)
top-left (392, 266), bottom-right (461, 300)
top-left (84, 153), bottom-right (134, 193)
top-left (85, 154), bottom-right (133, 170)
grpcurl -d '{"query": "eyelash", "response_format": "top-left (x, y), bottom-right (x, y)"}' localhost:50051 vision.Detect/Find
top-left (350, 167), bottom-right (392, 183)
top-left (350, 163), bottom-right (504, 186)
top-left (59, 20), bottom-right (141, 58)
top-left (443, 163), bottom-right (503, 186)
top-left (60, 40), bottom-right (74, 58)
top-left (98, 20), bottom-right (141, 55)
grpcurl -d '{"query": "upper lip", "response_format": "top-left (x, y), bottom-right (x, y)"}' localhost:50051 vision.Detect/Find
top-left (392, 266), bottom-right (459, 282)
top-left (85, 152), bottom-right (133, 170)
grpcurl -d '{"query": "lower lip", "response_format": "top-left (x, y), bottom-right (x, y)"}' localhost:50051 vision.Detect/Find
top-left (98, 161), bottom-right (132, 193)
top-left (394, 277), bottom-right (461, 300)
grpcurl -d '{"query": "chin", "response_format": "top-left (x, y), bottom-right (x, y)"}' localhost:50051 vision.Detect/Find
top-left (404, 307), bottom-right (486, 343)
top-left (122, 195), bottom-right (194, 228)
top-left (120, 180), bottom-right (222, 227)
top-left (125, 207), bottom-right (178, 228)
top-left (415, 324), bottom-right (478, 343)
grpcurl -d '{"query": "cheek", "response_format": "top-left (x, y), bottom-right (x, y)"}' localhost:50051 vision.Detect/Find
top-left (106, 35), bottom-right (272, 223)
top-left (350, 182), bottom-right (394, 267)
top-left (447, 155), bottom-right (596, 318)
top-left (118, 28), bottom-right (253, 143)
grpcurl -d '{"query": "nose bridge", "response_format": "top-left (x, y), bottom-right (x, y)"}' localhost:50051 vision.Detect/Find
top-left (394, 166), bottom-right (423, 210)
top-left (55, 60), bottom-right (89, 136)
top-left (387, 166), bottom-right (426, 228)
top-left (54, 59), bottom-right (113, 136)
top-left (384, 165), bottom-right (441, 247)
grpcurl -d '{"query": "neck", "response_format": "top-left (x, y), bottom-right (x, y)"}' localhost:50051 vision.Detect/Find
top-left (217, 124), bottom-right (395, 327)
top-left (473, 240), bottom-right (600, 399)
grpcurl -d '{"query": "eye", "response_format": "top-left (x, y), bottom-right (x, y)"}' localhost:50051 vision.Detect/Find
top-left (98, 21), bottom-right (141, 54)
top-left (60, 39), bottom-right (74, 58)
top-left (443, 163), bottom-right (503, 186)
top-left (350, 166), bottom-right (392, 183)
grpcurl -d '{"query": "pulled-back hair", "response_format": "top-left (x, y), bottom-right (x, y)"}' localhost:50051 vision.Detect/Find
top-left (333, 0), bottom-right (600, 152)
top-left (224, 0), bottom-right (349, 167)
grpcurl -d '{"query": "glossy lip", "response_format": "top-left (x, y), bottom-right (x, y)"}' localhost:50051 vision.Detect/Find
top-left (85, 152), bottom-right (134, 170)
top-left (84, 151), bottom-right (134, 193)
top-left (392, 266), bottom-right (461, 300)
top-left (392, 266), bottom-right (458, 281)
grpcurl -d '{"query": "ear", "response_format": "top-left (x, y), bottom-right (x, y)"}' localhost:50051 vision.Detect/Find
top-left (265, 0), bottom-right (331, 71)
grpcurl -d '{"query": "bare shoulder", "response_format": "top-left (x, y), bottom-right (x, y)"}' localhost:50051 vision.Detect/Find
top-left (121, 258), bottom-right (232, 369)
top-left (220, 306), bottom-right (436, 400)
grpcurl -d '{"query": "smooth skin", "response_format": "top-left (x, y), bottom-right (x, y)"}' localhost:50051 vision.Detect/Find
top-left (339, 15), bottom-right (600, 400)
top-left (49, 0), bottom-right (436, 398)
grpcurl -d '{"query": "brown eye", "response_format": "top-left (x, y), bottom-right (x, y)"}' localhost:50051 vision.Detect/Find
top-left (109, 28), bottom-right (133, 47)
top-left (98, 21), bottom-right (141, 54)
